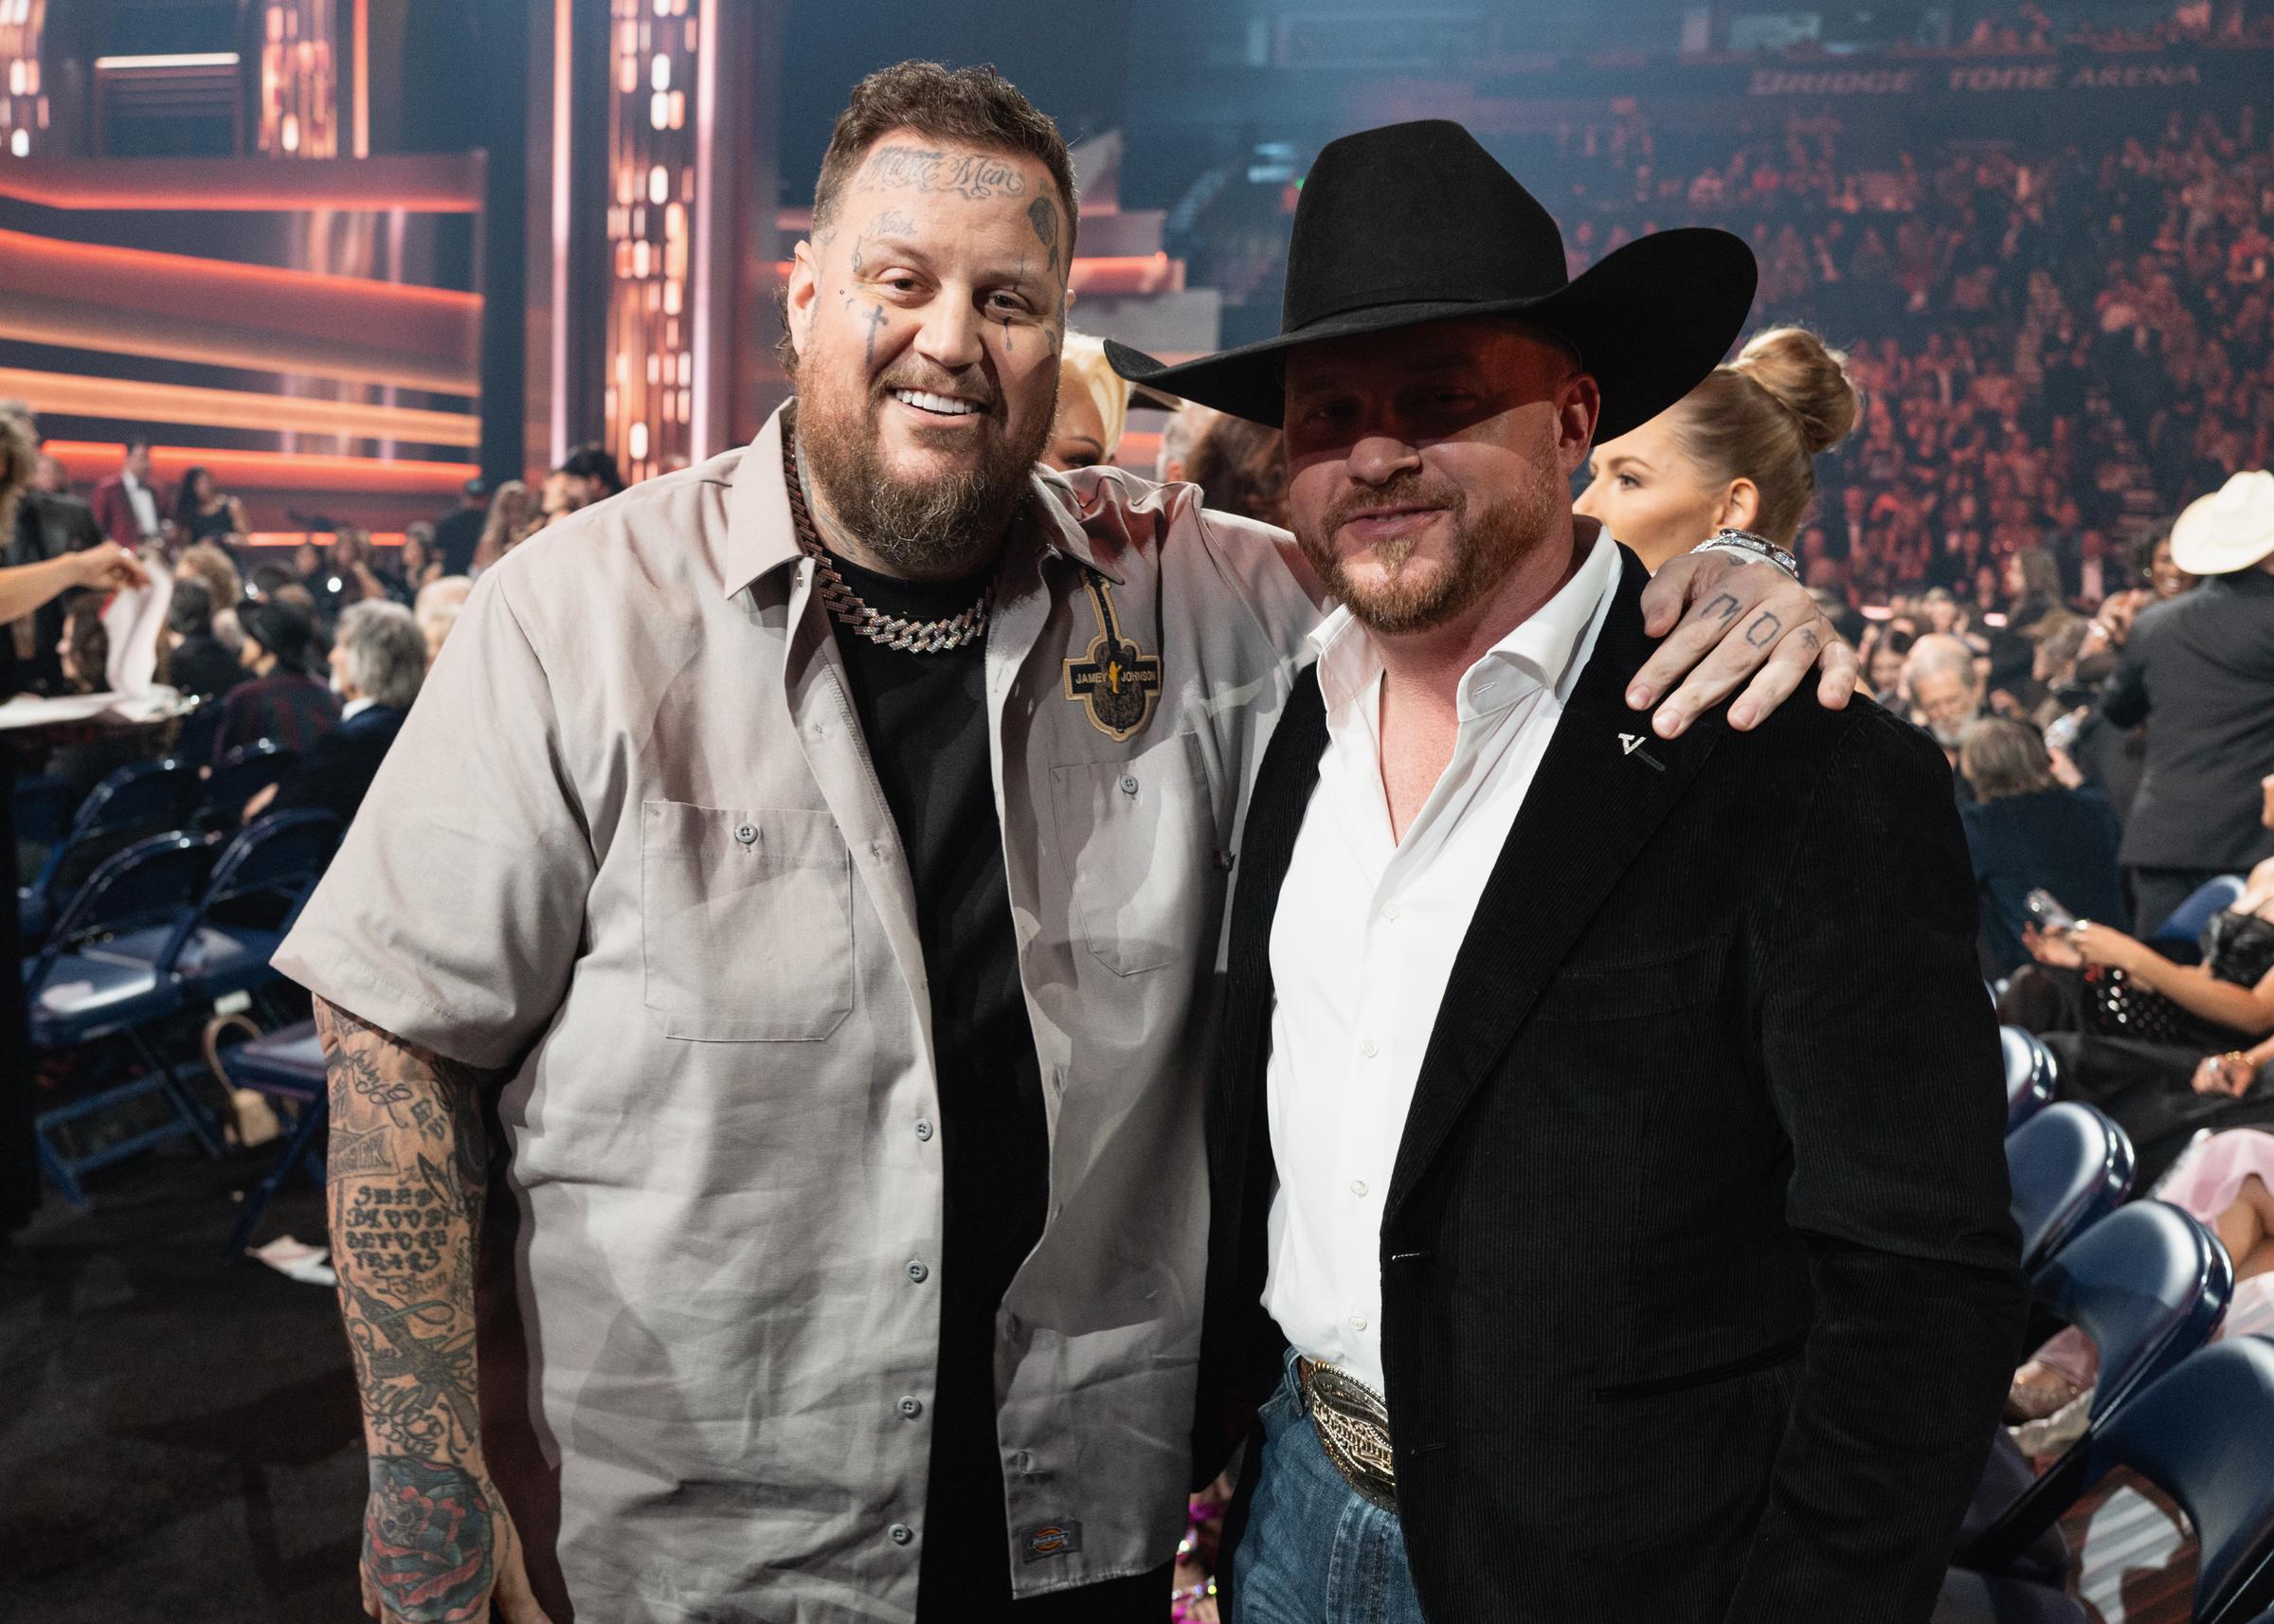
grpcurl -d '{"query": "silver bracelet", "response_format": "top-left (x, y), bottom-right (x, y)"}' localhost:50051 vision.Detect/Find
top-left (1689, 528), bottom-right (1799, 581)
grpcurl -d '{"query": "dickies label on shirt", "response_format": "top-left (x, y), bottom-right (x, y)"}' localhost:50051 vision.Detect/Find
top-left (1020, 1520), bottom-right (1083, 1561)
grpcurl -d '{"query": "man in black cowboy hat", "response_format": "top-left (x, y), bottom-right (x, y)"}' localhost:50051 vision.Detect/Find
top-left (1134, 121), bottom-right (2025, 1623)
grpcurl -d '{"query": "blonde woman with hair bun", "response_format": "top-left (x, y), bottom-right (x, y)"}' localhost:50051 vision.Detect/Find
top-left (1577, 326), bottom-right (1861, 572)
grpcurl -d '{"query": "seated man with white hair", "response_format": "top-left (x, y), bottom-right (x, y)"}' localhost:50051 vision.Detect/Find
top-left (244, 600), bottom-right (428, 828)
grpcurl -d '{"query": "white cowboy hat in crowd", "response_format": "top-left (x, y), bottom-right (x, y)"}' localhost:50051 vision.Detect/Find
top-left (2170, 469), bottom-right (2274, 576)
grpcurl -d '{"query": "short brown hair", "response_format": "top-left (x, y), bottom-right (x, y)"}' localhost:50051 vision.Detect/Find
top-left (1960, 717), bottom-right (2058, 801)
top-left (781, 62), bottom-right (1077, 374)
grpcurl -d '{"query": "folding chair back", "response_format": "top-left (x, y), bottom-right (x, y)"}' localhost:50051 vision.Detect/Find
top-left (201, 740), bottom-right (298, 826)
top-left (1959, 1200), bottom-right (2232, 1573)
top-left (2006, 1101), bottom-right (2133, 1276)
top-left (2091, 1337), bottom-right (2274, 1624)
top-left (2002, 1026), bottom-right (2057, 1131)
top-left (20, 758), bottom-right (199, 943)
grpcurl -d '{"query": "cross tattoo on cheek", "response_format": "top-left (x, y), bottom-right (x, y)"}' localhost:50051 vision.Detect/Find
top-left (862, 303), bottom-right (887, 370)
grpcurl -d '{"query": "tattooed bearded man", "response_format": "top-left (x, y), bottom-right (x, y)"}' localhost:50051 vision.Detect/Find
top-left (277, 63), bottom-right (1853, 1624)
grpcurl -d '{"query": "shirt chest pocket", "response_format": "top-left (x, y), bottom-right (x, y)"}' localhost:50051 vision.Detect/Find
top-left (1049, 731), bottom-right (1222, 977)
top-left (640, 803), bottom-right (854, 1040)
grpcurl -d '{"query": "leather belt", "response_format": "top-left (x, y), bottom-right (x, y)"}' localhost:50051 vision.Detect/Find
top-left (1295, 1356), bottom-right (1399, 1512)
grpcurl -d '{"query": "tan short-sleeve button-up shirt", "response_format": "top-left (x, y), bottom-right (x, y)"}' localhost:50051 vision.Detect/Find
top-left (274, 405), bottom-right (1320, 1622)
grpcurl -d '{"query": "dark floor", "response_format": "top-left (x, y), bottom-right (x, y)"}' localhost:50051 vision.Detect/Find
top-left (0, 1143), bottom-right (366, 1624)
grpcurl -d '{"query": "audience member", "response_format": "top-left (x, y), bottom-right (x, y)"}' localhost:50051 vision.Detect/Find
top-left (431, 477), bottom-right (491, 577)
top-left (175, 543), bottom-right (244, 637)
top-left (1576, 325), bottom-right (1861, 570)
top-left (1904, 632), bottom-right (1985, 775)
top-left (1182, 412), bottom-right (1287, 528)
top-left (1958, 718), bottom-right (2126, 977)
top-left (1156, 401), bottom-right (1218, 485)
top-left (2100, 470), bottom-right (2274, 933)
top-left (209, 599), bottom-right (340, 764)
top-left (395, 524), bottom-right (442, 598)
top-left (412, 576), bottom-right (473, 661)
top-left (558, 442), bottom-right (626, 504)
top-left (88, 439), bottom-right (166, 549)
top-left (45, 597), bottom-right (151, 797)
top-left (536, 469), bottom-right (587, 532)
top-left (9, 432), bottom-right (102, 695)
top-left (2009, 793), bottom-right (2274, 1189)
top-left (471, 478), bottom-right (535, 572)
top-left (162, 578), bottom-right (245, 702)
top-left (1864, 623), bottom-right (1914, 703)
top-left (1043, 332), bottom-right (1132, 471)
top-left (169, 465), bottom-right (247, 548)
top-left (243, 601), bottom-right (424, 828)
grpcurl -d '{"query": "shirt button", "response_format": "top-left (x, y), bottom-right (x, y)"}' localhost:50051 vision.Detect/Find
top-left (1381, 902), bottom-right (1400, 922)
top-left (1349, 1313), bottom-right (1368, 1332)
top-left (914, 1119), bottom-right (934, 1142)
top-left (1120, 773), bottom-right (1139, 795)
top-left (1360, 1039), bottom-right (1379, 1059)
top-left (1009, 1451), bottom-right (1033, 1472)
top-left (808, 721), bottom-right (829, 740)
top-left (907, 1260), bottom-right (929, 1284)
top-left (733, 823), bottom-right (757, 845)
top-left (870, 841), bottom-right (888, 863)
top-left (1350, 1179), bottom-right (1369, 1198)
top-left (888, 1523), bottom-right (914, 1546)
top-left (897, 1396), bottom-right (923, 1418)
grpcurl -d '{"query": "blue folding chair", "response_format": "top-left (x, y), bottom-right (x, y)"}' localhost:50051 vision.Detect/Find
top-left (2007, 1101), bottom-right (2134, 1276)
top-left (1959, 1201), bottom-right (2233, 1573)
top-left (18, 757), bottom-right (199, 946)
top-left (27, 832), bottom-right (224, 1204)
top-left (220, 1020), bottom-right (329, 1260)
top-left (2154, 875), bottom-right (2247, 951)
top-left (13, 774), bottom-right (79, 851)
top-left (2002, 1026), bottom-right (2057, 1131)
top-left (199, 740), bottom-right (298, 830)
top-left (2083, 1338), bottom-right (2274, 1623)
top-left (82, 811), bottom-right (341, 1007)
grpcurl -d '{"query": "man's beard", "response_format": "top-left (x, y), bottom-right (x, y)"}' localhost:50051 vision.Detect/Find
top-left (796, 362), bottom-right (1051, 577)
top-left (1298, 449), bottom-right (1563, 637)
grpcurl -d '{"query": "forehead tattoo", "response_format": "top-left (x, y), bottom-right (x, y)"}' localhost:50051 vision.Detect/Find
top-left (855, 143), bottom-right (1029, 201)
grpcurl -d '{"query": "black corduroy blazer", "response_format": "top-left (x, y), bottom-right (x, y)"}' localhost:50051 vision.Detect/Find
top-left (1200, 549), bottom-right (2029, 1624)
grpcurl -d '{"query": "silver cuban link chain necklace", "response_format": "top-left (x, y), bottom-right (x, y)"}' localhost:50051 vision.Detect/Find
top-left (782, 426), bottom-right (993, 654)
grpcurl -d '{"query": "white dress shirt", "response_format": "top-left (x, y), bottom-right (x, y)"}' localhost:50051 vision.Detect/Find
top-left (123, 474), bottom-right (159, 540)
top-left (1262, 524), bottom-right (1622, 1395)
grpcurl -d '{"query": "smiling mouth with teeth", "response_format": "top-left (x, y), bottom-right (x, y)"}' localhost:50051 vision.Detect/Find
top-left (889, 388), bottom-right (984, 418)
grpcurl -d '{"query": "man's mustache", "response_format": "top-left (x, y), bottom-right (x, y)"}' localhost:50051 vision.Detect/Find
top-left (1322, 474), bottom-right (1465, 537)
top-left (870, 369), bottom-right (1002, 415)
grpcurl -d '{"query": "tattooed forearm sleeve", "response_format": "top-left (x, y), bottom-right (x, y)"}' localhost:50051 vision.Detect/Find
top-left (316, 996), bottom-right (511, 1622)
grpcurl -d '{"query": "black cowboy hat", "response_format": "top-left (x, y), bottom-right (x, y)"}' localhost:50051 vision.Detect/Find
top-left (1106, 120), bottom-right (1757, 442)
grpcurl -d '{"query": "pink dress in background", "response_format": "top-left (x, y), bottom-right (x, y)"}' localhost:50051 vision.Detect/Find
top-left (2034, 1128), bottom-right (2274, 1388)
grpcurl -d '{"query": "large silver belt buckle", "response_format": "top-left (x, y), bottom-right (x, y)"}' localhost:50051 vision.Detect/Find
top-left (1300, 1360), bottom-right (1399, 1512)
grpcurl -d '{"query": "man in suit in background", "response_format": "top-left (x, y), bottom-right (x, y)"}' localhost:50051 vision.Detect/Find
top-left (89, 440), bottom-right (165, 550)
top-left (2100, 470), bottom-right (2274, 935)
top-left (9, 442), bottom-right (104, 694)
top-left (1143, 122), bottom-right (2025, 1624)
top-left (429, 477), bottom-right (490, 579)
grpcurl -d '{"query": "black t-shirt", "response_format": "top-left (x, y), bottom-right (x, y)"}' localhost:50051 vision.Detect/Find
top-left (821, 548), bottom-right (1056, 1607)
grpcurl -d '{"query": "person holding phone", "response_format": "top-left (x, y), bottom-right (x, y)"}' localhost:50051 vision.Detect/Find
top-left (2010, 772), bottom-right (2274, 1186)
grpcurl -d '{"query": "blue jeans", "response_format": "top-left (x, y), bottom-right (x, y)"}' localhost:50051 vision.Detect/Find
top-left (1231, 1353), bottom-right (1428, 1624)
